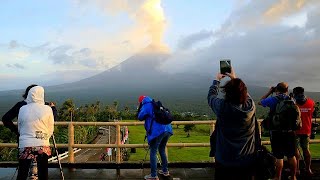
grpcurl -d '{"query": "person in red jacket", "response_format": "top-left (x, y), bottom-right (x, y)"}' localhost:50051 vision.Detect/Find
top-left (293, 86), bottom-right (315, 176)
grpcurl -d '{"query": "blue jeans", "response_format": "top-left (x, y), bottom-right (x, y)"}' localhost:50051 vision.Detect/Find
top-left (149, 131), bottom-right (171, 177)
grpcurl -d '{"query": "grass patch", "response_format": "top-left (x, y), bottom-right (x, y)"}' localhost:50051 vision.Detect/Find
top-left (125, 120), bottom-right (320, 162)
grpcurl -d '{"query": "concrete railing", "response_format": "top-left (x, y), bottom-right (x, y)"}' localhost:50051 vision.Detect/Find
top-left (1, 120), bottom-right (320, 164)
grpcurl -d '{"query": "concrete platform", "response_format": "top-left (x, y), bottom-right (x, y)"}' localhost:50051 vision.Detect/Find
top-left (1, 161), bottom-right (320, 179)
top-left (0, 167), bottom-right (214, 180)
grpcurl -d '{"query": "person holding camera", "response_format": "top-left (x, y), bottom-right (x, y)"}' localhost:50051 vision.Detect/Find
top-left (259, 82), bottom-right (297, 180)
top-left (137, 95), bottom-right (173, 180)
top-left (2, 84), bottom-right (57, 137)
top-left (208, 67), bottom-right (256, 180)
top-left (293, 86), bottom-right (315, 176)
top-left (17, 86), bottom-right (54, 180)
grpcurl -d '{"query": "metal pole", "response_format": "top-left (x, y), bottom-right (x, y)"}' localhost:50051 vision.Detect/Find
top-left (116, 125), bottom-right (121, 163)
top-left (52, 134), bottom-right (65, 180)
top-left (109, 126), bottom-right (111, 162)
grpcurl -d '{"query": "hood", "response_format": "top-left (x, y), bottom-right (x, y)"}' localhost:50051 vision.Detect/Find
top-left (142, 96), bottom-right (153, 104)
top-left (25, 86), bottom-right (45, 104)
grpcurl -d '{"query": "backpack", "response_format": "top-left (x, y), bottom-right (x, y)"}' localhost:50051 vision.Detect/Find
top-left (270, 96), bottom-right (302, 130)
top-left (151, 99), bottom-right (173, 125)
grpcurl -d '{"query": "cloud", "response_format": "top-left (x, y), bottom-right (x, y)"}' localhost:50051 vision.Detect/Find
top-left (48, 45), bottom-right (110, 69)
top-left (6, 63), bottom-right (25, 69)
top-left (75, 0), bottom-right (169, 52)
top-left (9, 40), bottom-right (19, 49)
top-left (160, 0), bottom-right (320, 91)
top-left (177, 30), bottom-right (213, 50)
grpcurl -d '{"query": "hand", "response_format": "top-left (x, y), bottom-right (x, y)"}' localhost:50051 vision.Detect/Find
top-left (216, 73), bottom-right (225, 81)
top-left (225, 66), bottom-right (236, 79)
top-left (268, 87), bottom-right (275, 93)
top-left (48, 102), bottom-right (55, 107)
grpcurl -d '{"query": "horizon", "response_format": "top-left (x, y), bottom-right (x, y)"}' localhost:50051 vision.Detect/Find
top-left (1, 1), bottom-right (320, 91)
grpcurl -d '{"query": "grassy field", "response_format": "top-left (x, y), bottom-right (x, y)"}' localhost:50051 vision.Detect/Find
top-left (126, 120), bottom-right (320, 162)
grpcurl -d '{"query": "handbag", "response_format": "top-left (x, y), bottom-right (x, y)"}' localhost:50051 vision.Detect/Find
top-left (209, 126), bottom-right (217, 157)
top-left (254, 115), bottom-right (276, 179)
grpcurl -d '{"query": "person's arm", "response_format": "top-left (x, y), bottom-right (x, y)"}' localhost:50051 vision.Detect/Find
top-left (138, 102), bottom-right (153, 121)
top-left (1, 101), bottom-right (24, 135)
top-left (138, 104), bottom-right (148, 121)
top-left (49, 102), bottom-right (58, 121)
top-left (258, 87), bottom-right (274, 106)
top-left (207, 73), bottom-right (225, 115)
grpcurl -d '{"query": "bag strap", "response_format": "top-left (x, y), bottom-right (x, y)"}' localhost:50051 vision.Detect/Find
top-left (254, 113), bottom-right (262, 149)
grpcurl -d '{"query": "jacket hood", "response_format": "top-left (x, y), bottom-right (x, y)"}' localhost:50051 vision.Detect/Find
top-left (142, 96), bottom-right (153, 104)
top-left (25, 86), bottom-right (45, 104)
top-left (232, 96), bottom-right (255, 114)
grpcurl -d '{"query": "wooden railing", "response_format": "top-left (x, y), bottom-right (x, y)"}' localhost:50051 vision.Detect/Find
top-left (1, 120), bottom-right (320, 164)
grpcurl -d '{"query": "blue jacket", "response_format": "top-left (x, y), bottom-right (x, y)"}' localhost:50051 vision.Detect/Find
top-left (138, 96), bottom-right (173, 144)
top-left (208, 80), bottom-right (256, 167)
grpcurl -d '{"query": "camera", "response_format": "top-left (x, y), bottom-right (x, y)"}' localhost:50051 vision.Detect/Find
top-left (271, 87), bottom-right (276, 93)
top-left (310, 122), bottom-right (319, 139)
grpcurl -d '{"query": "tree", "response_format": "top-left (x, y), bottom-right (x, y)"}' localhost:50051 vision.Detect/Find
top-left (59, 99), bottom-right (75, 122)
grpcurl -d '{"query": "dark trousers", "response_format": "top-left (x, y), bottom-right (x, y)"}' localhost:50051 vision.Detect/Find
top-left (17, 153), bottom-right (49, 180)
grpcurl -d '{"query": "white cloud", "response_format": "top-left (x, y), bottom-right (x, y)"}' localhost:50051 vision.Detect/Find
top-left (160, 0), bottom-right (320, 91)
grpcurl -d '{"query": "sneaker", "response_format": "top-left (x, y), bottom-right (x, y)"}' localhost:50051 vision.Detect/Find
top-left (144, 174), bottom-right (159, 180)
top-left (158, 170), bottom-right (170, 176)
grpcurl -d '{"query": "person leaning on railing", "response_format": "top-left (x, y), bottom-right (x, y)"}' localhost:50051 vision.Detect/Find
top-left (207, 67), bottom-right (256, 180)
top-left (137, 95), bottom-right (173, 180)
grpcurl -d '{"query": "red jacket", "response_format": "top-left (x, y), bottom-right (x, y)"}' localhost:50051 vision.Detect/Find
top-left (295, 98), bottom-right (315, 135)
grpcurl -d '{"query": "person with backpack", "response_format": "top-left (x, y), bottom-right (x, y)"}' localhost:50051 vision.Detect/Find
top-left (259, 82), bottom-right (299, 180)
top-left (17, 85), bottom-right (54, 180)
top-left (293, 86), bottom-right (315, 176)
top-left (207, 67), bottom-right (257, 180)
top-left (137, 95), bottom-right (173, 180)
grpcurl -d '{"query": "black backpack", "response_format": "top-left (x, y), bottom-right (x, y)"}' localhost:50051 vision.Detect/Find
top-left (271, 96), bottom-right (302, 130)
top-left (151, 100), bottom-right (173, 125)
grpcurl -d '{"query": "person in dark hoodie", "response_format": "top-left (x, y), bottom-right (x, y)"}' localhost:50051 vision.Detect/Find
top-left (293, 87), bottom-right (315, 176)
top-left (2, 84), bottom-right (57, 137)
top-left (207, 67), bottom-right (256, 180)
top-left (137, 95), bottom-right (173, 180)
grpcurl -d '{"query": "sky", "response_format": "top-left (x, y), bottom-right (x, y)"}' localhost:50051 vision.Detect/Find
top-left (1, 0), bottom-right (320, 91)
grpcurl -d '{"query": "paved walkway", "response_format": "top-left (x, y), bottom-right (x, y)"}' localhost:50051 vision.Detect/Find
top-left (0, 167), bottom-right (214, 180)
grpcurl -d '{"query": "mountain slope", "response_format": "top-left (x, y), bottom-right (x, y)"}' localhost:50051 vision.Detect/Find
top-left (1, 46), bottom-right (320, 117)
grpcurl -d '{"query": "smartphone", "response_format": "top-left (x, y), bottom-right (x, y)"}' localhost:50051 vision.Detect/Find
top-left (220, 60), bottom-right (231, 74)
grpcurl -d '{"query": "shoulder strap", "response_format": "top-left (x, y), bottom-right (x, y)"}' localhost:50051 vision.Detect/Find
top-left (254, 113), bottom-right (262, 149)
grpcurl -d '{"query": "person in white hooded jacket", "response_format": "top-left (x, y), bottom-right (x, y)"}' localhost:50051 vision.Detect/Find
top-left (17, 86), bottom-right (54, 180)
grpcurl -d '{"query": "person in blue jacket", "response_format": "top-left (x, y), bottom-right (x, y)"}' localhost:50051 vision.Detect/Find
top-left (137, 95), bottom-right (173, 180)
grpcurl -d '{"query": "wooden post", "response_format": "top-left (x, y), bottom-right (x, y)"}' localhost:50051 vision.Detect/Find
top-left (116, 125), bottom-right (121, 164)
top-left (68, 122), bottom-right (74, 163)
top-left (210, 121), bottom-right (215, 162)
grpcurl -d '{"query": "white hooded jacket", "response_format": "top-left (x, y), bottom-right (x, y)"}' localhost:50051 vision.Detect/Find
top-left (18, 86), bottom-right (54, 148)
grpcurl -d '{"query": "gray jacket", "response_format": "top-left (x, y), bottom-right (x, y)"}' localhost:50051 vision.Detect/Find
top-left (208, 80), bottom-right (256, 166)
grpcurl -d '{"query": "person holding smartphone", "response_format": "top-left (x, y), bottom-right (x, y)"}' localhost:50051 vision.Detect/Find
top-left (207, 66), bottom-right (256, 180)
